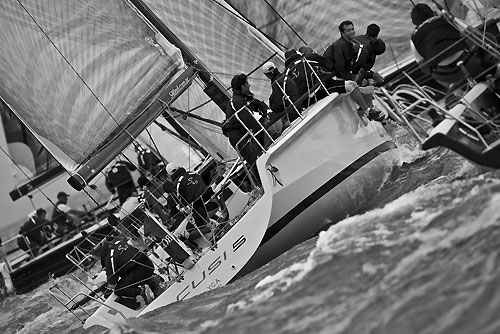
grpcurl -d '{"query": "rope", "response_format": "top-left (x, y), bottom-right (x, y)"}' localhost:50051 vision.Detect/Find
top-left (261, 0), bottom-right (309, 46)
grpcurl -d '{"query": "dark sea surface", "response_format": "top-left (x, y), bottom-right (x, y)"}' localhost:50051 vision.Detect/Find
top-left (2, 1), bottom-right (500, 333)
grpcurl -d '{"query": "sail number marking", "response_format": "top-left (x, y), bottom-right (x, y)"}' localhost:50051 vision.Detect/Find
top-left (176, 235), bottom-right (246, 300)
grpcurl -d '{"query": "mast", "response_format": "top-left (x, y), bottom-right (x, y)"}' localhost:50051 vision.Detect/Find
top-left (129, 0), bottom-right (231, 112)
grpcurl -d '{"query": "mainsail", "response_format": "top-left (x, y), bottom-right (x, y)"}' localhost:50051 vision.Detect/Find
top-left (0, 99), bottom-right (63, 201)
top-left (0, 0), bottom-right (183, 187)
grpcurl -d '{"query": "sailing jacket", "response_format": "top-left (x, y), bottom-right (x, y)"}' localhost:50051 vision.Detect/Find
top-left (352, 35), bottom-right (379, 74)
top-left (100, 239), bottom-right (153, 286)
top-left (223, 89), bottom-right (267, 135)
top-left (326, 36), bottom-right (356, 80)
top-left (105, 160), bottom-right (137, 203)
top-left (268, 70), bottom-right (300, 115)
top-left (137, 149), bottom-right (163, 176)
top-left (18, 216), bottom-right (47, 247)
top-left (285, 50), bottom-right (330, 108)
top-left (170, 168), bottom-right (207, 204)
top-left (284, 51), bottom-right (312, 98)
top-left (411, 16), bottom-right (467, 69)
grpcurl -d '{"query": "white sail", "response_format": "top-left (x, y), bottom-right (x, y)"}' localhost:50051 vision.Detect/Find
top-left (0, 0), bottom-right (183, 174)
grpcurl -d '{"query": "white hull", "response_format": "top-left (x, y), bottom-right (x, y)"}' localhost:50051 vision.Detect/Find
top-left (84, 93), bottom-right (395, 329)
top-left (240, 93), bottom-right (393, 273)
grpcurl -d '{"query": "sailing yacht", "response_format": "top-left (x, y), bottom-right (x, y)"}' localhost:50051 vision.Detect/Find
top-left (0, 0), bottom-right (398, 329)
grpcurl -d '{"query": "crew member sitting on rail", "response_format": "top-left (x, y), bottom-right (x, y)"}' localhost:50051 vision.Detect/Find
top-left (285, 48), bottom-right (385, 122)
top-left (17, 208), bottom-right (51, 257)
top-left (52, 191), bottom-right (88, 241)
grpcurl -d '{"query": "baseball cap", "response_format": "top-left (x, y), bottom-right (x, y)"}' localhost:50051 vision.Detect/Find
top-left (57, 191), bottom-right (70, 198)
top-left (166, 162), bottom-right (179, 175)
top-left (262, 61), bottom-right (276, 75)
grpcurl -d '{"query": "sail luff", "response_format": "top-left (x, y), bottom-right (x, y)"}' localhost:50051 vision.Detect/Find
top-left (129, 0), bottom-right (232, 112)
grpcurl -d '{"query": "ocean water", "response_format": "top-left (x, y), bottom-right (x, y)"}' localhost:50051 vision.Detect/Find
top-left (2, 1), bottom-right (500, 333)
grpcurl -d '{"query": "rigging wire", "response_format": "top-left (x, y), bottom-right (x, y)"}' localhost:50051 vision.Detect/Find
top-left (0, 144), bottom-right (57, 208)
top-left (145, 127), bottom-right (167, 167)
top-left (258, 2), bottom-right (312, 30)
top-left (261, 0), bottom-right (308, 46)
top-left (211, 0), bottom-right (288, 49)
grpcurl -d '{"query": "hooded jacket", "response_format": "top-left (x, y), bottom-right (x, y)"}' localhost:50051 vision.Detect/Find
top-left (223, 89), bottom-right (267, 134)
top-left (101, 239), bottom-right (153, 286)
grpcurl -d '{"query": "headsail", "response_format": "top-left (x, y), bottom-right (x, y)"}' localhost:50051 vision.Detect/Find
top-left (0, 99), bottom-right (64, 201)
top-left (126, 0), bottom-right (288, 162)
top-left (141, 0), bottom-right (285, 102)
top-left (0, 0), bottom-right (183, 187)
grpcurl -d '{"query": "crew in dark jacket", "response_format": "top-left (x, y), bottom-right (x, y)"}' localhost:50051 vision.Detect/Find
top-left (136, 146), bottom-right (164, 179)
top-left (352, 23), bottom-right (386, 84)
top-left (323, 20), bottom-right (357, 80)
top-left (284, 49), bottom-right (327, 108)
top-left (17, 208), bottom-right (50, 256)
top-left (284, 48), bottom-right (384, 121)
top-left (222, 73), bottom-right (267, 166)
top-left (165, 163), bottom-right (209, 229)
top-left (262, 61), bottom-right (301, 123)
top-left (92, 239), bottom-right (156, 310)
top-left (297, 46), bottom-right (357, 99)
top-left (51, 191), bottom-right (87, 239)
top-left (106, 160), bottom-right (137, 205)
top-left (410, 3), bottom-right (500, 87)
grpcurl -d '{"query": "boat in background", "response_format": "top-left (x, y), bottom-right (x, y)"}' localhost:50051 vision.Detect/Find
top-left (0, 0), bottom-right (397, 329)
top-left (1, 213), bottom-right (113, 294)
top-left (0, 100), bottom-right (120, 295)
